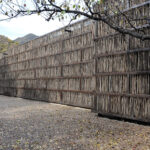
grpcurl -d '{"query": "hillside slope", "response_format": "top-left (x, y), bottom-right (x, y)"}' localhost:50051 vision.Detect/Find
top-left (14, 34), bottom-right (38, 45)
top-left (0, 35), bottom-right (18, 53)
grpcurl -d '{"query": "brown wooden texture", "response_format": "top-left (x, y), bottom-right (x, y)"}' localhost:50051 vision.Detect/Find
top-left (0, 19), bottom-right (95, 109)
top-left (95, 1), bottom-right (150, 122)
top-left (0, 2), bottom-right (150, 122)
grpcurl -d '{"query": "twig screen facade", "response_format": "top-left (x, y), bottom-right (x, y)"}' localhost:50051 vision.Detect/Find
top-left (0, 1), bottom-right (150, 122)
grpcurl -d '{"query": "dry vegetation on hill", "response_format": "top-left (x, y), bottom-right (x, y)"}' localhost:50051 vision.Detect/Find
top-left (0, 35), bottom-right (18, 53)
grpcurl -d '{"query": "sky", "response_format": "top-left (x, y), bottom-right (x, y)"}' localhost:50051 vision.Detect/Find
top-left (0, 0), bottom-right (85, 40)
top-left (0, 14), bottom-right (71, 40)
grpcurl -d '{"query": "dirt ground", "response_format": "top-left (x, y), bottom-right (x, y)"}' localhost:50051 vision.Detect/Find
top-left (0, 95), bottom-right (150, 150)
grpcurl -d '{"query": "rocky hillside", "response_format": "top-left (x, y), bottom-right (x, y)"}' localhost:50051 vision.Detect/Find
top-left (14, 33), bottom-right (38, 45)
top-left (0, 35), bottom-right (18, 53)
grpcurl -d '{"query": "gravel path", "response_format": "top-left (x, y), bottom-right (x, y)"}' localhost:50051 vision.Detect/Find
top-left (0, 95), bottom-right (150, 150)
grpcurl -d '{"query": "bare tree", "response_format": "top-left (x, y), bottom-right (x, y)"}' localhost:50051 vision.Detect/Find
top-left (0, 0), bottom-right (150, 40)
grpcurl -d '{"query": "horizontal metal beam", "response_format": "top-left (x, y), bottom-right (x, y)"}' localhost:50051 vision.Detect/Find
top-left (123, 1), bottom-right (150, 13)
top-left (0, 60), bottom-right (93, 73)
top-left (95, 92), bottom-right (150, 99)
top-left (0, 70), bottom-right (149, 79)
top-left (0, 45), bottom-right (93, 67)
top-left (0, 47), bottom-right (149, 69)
top-left (93, 32), bottom-right (119, 41)
top-left (94, 23), bottom-right (150, 41)
top-left (94, 48), bottom-right (150, 58)
top-left (0, 76), bottom-right (93, 80)
top-left (0, 87), bottom-right (93, 94)
top-left (0, 31), bottom-right (92, 60)
top-left (95, 71), bottom-right (150, 76)
top-left (0, 86), bottom-right (149, 98)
